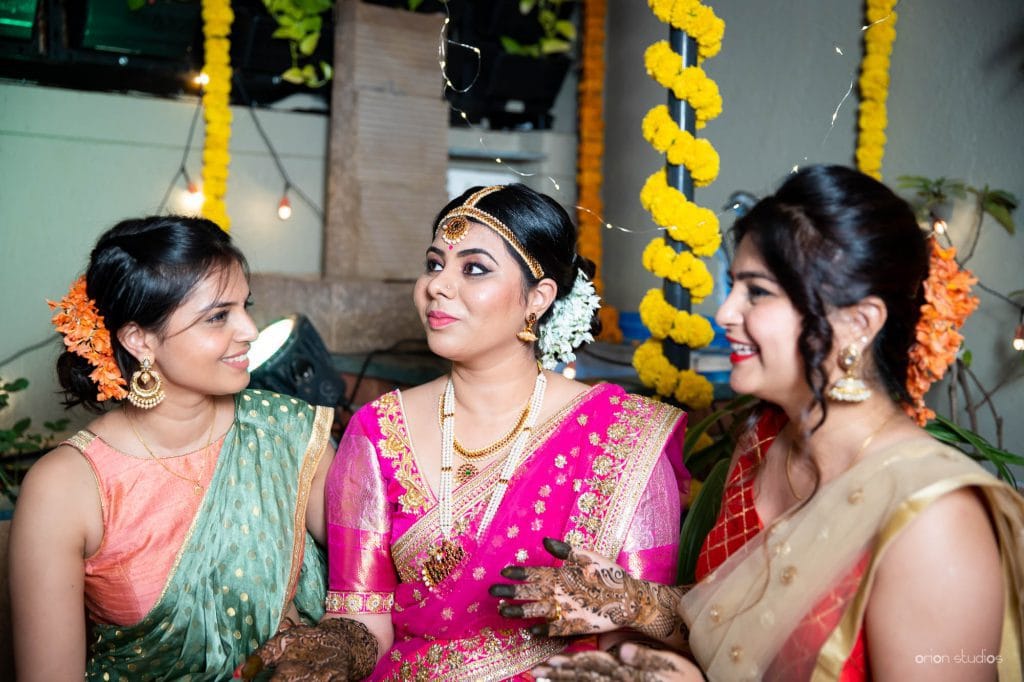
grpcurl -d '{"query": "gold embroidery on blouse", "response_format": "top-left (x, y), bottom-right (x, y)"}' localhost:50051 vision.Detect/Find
top-left (374, 391), bottom-right (430, 514)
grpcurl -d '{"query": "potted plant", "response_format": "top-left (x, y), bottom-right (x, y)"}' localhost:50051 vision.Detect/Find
top-left (0, 377), bottom-right (68, 514)
top-left (445, 0), bottom-right (577, 129)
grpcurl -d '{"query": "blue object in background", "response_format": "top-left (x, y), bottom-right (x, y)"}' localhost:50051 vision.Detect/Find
top-left (618, 311), bottom-right (651, 342)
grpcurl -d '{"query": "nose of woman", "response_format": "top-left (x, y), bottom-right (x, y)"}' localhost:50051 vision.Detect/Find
top-left (427, 269), bottom-right (455, 299)
top-left (715, 287), bottom-right (741, 329)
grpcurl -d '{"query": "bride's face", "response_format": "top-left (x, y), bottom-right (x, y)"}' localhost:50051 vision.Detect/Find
top-left (413, 221), bottom-right (530, 364)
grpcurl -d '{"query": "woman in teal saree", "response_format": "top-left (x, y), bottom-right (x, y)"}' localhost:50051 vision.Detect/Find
top-left (9, 216), bottom-right (334, 680)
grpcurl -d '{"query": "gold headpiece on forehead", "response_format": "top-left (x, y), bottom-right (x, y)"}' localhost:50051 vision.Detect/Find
top-left (435, 185), bottom-right (545, 279)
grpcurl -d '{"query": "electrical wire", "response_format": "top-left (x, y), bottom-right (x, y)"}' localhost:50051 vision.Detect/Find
top-left (0, 337), bottom-right (58, 370)
top-left (156, 95), bottom-right (203, 214)
top-left (232, 72), bottom-right (325, 221)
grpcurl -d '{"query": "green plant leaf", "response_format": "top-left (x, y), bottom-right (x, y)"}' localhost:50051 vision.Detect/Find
top-left (299, 31), bottom-right (321, 56)
top-left (3, 378), bottom-right (29, 392)
top-left (272, 25), bottom-right (303, 41)
top-left (519, 0), bottom-right (537, 15)
top-left (408, 0), bottom-right (424, 9)
top-left (500, 35), bottom-right (539, 57)
top-left (982, 201), bottom-right (1015, 235)
top-left (126, 0), bottom-right (146, 10)
top-left (555, 19), bottom-right (576, 41)
top-left (539, 37), bottom-right (571, 55)
top-left (281, 67), bottom-right (306, 84)
top-left (677, 458), bottom-right (729, 584)
top-left (925, 414), bottom-right (1024, 487)
top-left (12, 418), bottom-right (30, 435)
top-left (961, 349), bottom-right (973, 369)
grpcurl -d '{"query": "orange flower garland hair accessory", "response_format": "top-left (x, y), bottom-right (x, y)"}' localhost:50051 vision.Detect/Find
top-left (48, 276), bottom-right (128, 402)
top-left (904, 238), bottom-right (979, 425)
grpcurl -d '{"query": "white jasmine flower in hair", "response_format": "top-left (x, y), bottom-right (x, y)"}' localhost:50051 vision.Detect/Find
top-left (538, 271), bottom-right (602, 369)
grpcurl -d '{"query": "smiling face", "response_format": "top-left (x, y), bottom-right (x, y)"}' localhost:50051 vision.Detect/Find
top-left (146, 261), bottom-right (259, 399)
top-left (715, 236), bottom-right (811, 409)
top-left (413, 220), bottom-right (537, 365)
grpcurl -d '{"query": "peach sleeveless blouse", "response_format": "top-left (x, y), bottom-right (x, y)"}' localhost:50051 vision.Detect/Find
top-left (67, 431), bottom-right (223, 626)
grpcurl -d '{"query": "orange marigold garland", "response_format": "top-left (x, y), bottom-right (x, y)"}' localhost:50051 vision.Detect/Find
top-left (904, 238), bottom-right (979, 425)
top-left (855, 0), bottom-right (897, 180)
top-left (199, 0), bottom-right (234, 231)
top-left (577, 0), bottom-right (622, 342)
top-left (47, 276), bottom-right (128, 402)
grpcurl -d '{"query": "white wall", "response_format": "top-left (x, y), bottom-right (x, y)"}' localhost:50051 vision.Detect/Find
top-left (1, 83), bottom-right (328, 434)
top-left (3, 1), bottom-right (1023, 454)
top-left (602, 0), bottom-right (1024, 454)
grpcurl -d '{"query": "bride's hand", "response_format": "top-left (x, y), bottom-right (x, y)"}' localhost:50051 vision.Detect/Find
top-left (489, 537), bottom-right (653, 637)
top-left (533, 643), bottom-right (704, 681)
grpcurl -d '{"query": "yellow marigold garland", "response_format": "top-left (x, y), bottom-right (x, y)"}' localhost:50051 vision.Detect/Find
top-left (633, 0), bottom-right (723, 410)
top-left (640, 169), bottom-right (721, 255)
top-left (854, 0), bottom-right (897, 180)
top-left (639, 289), bottom-right (715, 347)
top-left (200, 0), bottom-right (234, 231)
top-left (577, 0), bottom-right (622, 342)
top-left (643, 43), bottom-right (722, 129)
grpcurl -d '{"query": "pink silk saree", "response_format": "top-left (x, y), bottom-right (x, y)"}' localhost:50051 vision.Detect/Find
top-left (325, 383), bottom-right (688, 681)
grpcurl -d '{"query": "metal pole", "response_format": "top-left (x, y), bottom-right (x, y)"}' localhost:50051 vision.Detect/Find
top-left (662, 27), bottom-right (697, 370)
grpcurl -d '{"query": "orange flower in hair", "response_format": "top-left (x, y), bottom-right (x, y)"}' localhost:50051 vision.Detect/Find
top-left (904, 238), bottom-right (979, 425)
top-left (48, 276), bottom-right (128, 402)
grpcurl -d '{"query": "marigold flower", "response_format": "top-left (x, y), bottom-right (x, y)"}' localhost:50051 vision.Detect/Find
top-left (48, 276), bottom-right (128, 402)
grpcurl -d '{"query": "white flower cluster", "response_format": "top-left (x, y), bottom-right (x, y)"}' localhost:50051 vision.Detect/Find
top-left (537, 270), bottom-right (602, 369)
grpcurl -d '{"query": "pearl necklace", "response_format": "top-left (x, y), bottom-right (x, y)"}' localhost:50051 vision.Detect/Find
top-left (422, 370), bottom-right (547, 590)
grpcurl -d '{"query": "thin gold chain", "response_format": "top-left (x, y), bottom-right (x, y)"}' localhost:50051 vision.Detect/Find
top-left (126, 400), bottom-right (217, 495)
top-left (436, 395), bottom-right (531, 460)
top-left (785, 410), bottom-right (901, 501)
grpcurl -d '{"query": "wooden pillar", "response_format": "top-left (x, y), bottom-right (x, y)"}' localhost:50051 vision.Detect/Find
top-left (325, 0), bottom-right (449, 280)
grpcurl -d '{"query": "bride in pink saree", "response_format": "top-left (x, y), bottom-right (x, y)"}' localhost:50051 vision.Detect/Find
top-left (330, 380), bottom-right (686, 679)
top-left (246, 184), bottom-right (689, 680)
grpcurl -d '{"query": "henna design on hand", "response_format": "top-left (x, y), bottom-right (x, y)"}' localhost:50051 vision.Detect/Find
top-left (533, 644), bottom-right (701, 681)
top-left (491, 538), bottom-right (689, 645)
top-left (240, 617), bottom-right (378, 681)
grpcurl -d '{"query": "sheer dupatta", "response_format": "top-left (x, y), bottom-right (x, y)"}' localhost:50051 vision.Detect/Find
top-left (679, 440), bottom-right (1024, 681)
top-left (325, 384), bottom-right (688, 681)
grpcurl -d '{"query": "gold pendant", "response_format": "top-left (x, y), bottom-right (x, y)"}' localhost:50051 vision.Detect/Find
top-left (421, 539), bottom-right (466, 591)
top-left (455, 462), bottom-right (478, 485)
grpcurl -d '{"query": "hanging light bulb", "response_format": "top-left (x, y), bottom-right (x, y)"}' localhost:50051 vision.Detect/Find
top-left (1014, 309), bottom-right (1024, 351)
top-left (182, 180), bottom-right (204, 213)
top-left (277, 185), bottom-right (292, 220)
top-left (932, 218), bottom-right (947, 235)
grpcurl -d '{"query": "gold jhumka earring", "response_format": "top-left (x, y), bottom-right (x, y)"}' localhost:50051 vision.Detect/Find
top-left (826, 344), bottom-right (871, 402)
top-left (127, 358), bottom-right (166, 409)
top-left (516, 313), bottom-right (538, 343)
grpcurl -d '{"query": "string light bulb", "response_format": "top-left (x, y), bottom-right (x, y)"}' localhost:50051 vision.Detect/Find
top-left (179, 171), bottom-right (204, 213)
top-left (277, 185), bottom-right (292, 220)
top-left (194, 72), bottom-right (210, 88)
top-left (1014, 309), bottom-right (1024, 352)
top-left (932, 218), bottom-right (947, 235)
